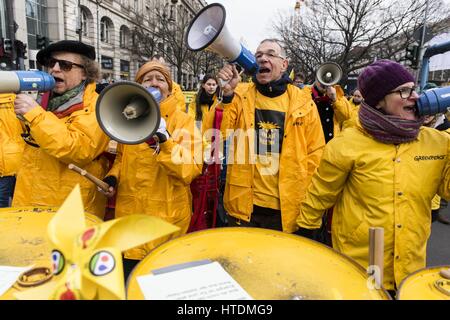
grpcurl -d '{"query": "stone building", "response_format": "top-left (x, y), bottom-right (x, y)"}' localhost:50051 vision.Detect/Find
top-left (0, 0), bottom-right (207, 86)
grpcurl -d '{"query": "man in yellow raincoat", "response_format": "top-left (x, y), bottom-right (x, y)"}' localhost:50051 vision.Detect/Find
top-left (0, 94), bottom-right (25, 207)
top-left (101, 61), bottom-right (202, 278)
top-left (216, 39), bottom-right (325, 233)
top-left (11, 40), bottom-right (110, 218)
top-left (297, 59), bottom-right (450, 292)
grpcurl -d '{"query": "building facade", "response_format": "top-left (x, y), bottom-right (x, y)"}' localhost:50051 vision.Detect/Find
top-left (1, 0), bottom-right (207, 87)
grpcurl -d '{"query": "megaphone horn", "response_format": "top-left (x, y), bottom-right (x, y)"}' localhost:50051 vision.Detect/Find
top-left (96, 82), bottom-right (161, 145)
top-left (185, 3), bottom-right (258, 75)
top-left (316, 62), bottom-right (343, 87)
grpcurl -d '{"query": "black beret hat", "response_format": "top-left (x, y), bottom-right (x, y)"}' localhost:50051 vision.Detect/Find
top-left (36, 40), bottom-right (96, 65)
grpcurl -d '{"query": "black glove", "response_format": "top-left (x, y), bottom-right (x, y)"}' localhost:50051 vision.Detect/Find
top-left (103, 176), bottom-right (117, 188)
top-left (293, 227), bottom-right (318, 240)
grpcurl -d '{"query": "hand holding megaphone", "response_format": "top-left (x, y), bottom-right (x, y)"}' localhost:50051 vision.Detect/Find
top-left (326, 86), bottom-right (337, 102)
top-left (14, 93), bottom-right (40, 116)
top-left (217, 64), bottom-right (240, 96)
top-left (155, 117), bottom-right (169, 142)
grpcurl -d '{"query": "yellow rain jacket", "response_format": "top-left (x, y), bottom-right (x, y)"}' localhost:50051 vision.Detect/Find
top-left (431, 127), bottom-right (450, 210)
top-left (187, 96), bottom-right (218, 132)
top-left (172, 82), bottom-right (187, 112)
top-left (348, 97), bottom-right (361, 117)
top-left (330, 86), bottom-right (355, 134)
top-left (12, 83), bottom-right (110, 218)
top-left (297, 122), bottom-right (450, 290)
top-left (0, 94), bottom-right (25, 177)
top-left (220, 83), bottom-right (325, 233)
top-left (108, 94), bottom-right (203, 260)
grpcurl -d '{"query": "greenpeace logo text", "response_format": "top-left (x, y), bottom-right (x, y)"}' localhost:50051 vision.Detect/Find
top-left (414, 155), bottom-right (446, 161)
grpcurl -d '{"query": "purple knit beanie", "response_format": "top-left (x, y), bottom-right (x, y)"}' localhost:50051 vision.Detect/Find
top-left (357, 60), bottom-right (415, 107)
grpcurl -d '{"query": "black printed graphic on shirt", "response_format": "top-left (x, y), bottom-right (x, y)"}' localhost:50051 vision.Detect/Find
top-left (255, 109), bottom-right (285, 155)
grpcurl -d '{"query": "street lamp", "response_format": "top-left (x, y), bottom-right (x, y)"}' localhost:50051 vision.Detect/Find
top-left (417, 0), bottom-right (430, 83)
top-left (96, 0), bottom-right (103, 65)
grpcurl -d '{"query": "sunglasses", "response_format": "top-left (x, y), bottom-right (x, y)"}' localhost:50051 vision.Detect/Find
top-left (45, 58), bottom-right (85, 72)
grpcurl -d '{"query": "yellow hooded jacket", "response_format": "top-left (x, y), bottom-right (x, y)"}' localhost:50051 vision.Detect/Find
top-left (297, 122), bottom-right (450, 290)
top-left (187, 95), bottom-right (218, 132)
top-left (108, 94), bottom-right (203, 260)
top-left (172, 82), bottom-right (187, 112)
top-left (12, 83), bottom-right (110, 218)
top-left (0, 94), bottom-right (25, 177)
top-left (330, 86), bottom-right (355, 135)
top-left (220, 83), bottom-right (325, 233)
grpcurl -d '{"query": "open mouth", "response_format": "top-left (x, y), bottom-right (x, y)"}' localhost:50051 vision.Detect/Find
top-left (258, 67), bottom-right (271, 74)
top-left (53, 76), bottom-right (64, 83)
top-left (404, 105), bottom-right (417, 113)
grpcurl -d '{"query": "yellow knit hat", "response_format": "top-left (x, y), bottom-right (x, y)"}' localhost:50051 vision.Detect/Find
top-left (134, 61), bottom-right (173, 92)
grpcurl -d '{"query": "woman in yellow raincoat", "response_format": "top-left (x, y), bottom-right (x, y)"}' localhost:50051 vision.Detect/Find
top-left (11, 40), bottom-right (110, 218)
top-left (102, 61), bottom-right (202, 277)
top-left (188, 75), bottom-right (218, 130)
top-left (0, 94), bottom-right (25, 207)
top-left (297, 60), bottom-right (450, 293)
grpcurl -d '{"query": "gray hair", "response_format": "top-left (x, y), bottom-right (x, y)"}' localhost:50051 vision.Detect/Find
top-left (259, 38), bottom-right (287, 59)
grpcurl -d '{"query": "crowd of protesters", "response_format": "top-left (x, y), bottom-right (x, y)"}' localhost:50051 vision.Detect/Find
top-left (2, 37), bottom-right (449, 296)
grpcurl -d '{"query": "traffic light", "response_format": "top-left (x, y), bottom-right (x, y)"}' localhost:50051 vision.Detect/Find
top-left (405, 44), bottom-right (419, 69)
top-left (14, 40), bottom-right (27, 59)
top-left (3, 38), bottom-right (12, 54)
top-left (36, 35), bottom-right (48, 50)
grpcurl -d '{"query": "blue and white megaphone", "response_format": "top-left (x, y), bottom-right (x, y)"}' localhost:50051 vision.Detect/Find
top-left (417, 86), bottom-right (450, 116)
top-left (0, 70), bottom-right (55, 93)
top-left (185, 3), bottom-right (258, 75)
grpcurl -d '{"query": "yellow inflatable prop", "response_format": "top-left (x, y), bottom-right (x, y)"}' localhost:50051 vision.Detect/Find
top-left (0, 185), bottom-right (179, 300)
top-left (397, 266), bottom-right (450, 300)
top-left (127, 228), bottom-right (391, 300)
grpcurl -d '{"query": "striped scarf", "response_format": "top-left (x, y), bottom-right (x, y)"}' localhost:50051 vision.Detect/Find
top-left (358, 102), bottom-right (424, 144)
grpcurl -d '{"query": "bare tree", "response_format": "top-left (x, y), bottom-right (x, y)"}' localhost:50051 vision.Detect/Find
top-left (185, 50), bottom-right (223, 81)
top-left (274, 0), bottom-right (450, 83)
top-left (130, 3), bottom-right (224, 88)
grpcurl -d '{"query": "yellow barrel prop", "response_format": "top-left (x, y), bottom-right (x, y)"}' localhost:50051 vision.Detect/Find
top-left (397, 266), bottom-right (450, 300)
top-left (127, 228), bottom-right (391, 300)
top-left (0, 207), bottom-right (102, 300)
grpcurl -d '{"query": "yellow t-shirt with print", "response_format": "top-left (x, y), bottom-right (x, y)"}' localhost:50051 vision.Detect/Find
top-left (253, 91), bottom-right (289, 210)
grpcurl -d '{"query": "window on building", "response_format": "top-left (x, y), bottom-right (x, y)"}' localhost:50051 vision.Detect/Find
top-left (100, 17), bottom-right (113, 44)
top-left (120, 25), bottom-right (129, 49)
top-left (80, 8), bottom-right (89, 37)
top-left (0, 0), bottom-right (6, 38)
top-left (25, 0), bottom-right (48, 50)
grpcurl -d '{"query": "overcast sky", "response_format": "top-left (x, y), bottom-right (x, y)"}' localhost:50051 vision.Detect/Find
top-left (205, 0), bottom-right (295, 52)
top-left (205, 0), bottom-right (450, 53)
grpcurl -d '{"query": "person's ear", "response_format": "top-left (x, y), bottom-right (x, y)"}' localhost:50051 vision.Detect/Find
top-left (281, 60), bottom-right (289, 73)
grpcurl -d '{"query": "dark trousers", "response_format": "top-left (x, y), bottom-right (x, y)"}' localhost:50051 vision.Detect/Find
top-left (227, 205), bottom-right (283, 231)
top-left (0, 176), bottom-right (16, 208)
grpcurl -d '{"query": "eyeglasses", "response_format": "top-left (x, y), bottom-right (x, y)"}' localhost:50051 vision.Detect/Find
top-left (388, 87), bottom-right (417, 99)
top-left (255, 51), bottom-right (286, 60)
top-left (45, 58), bottom-right (85, 72)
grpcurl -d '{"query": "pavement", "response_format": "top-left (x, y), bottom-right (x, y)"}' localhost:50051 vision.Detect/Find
top-left (426, 206), bottom-right (450, 267)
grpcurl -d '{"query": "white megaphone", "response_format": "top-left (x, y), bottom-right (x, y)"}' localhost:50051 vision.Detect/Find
top-left (186, 3), bottom-right (258, 75)
top-left (96, 81), bottom-right (161, 145)
top-left (316, 62), bottom-right (343, 87)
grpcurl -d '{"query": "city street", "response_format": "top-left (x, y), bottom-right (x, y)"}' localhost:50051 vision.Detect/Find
top-left (427, 206), bottom-right (450, 266)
